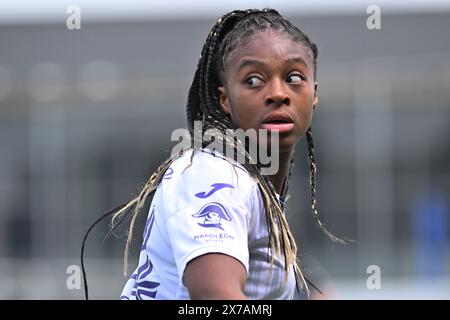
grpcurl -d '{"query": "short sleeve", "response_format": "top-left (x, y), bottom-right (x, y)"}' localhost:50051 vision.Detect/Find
top-left (163, 151), bottom-right (254, 282)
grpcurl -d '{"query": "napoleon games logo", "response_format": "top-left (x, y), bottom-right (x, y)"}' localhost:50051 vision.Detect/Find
top-left (192, 202), bottom-right (232, 231)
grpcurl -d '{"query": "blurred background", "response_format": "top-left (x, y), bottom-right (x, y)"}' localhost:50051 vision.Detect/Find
top-left (0, 0), bottom-right (449, 299)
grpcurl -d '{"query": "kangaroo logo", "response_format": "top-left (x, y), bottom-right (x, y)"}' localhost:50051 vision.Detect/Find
top-left (195, 183), bottom-right (234, 198)
top-left (192, 202), bottom-right (232, 231)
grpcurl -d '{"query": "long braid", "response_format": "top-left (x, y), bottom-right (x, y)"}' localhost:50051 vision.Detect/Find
top-left (306, 128), bottom-right (353, 244)
top-left (278, 156), bottom-right (311, 293)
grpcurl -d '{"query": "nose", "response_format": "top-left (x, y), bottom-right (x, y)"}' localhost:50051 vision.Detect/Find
top-left (265, 78), bottom-right (290, 107)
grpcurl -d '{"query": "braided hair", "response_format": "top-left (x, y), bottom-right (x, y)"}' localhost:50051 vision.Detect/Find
top-left (110, 8), bottom-right (352, 297)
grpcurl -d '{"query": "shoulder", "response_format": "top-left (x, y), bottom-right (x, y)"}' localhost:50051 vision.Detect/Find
top-left (170, 148), bottom-right (255, 192)
top-left (157, 148), bottom-right (259, 216)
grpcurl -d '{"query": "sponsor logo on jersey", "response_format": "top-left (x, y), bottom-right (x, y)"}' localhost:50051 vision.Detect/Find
top-left (195, 183), bottom-right (234, 198)
top-left (193, 233), bottom-right (235, 240)
top-left (192, 202), bottom-right (231, 231)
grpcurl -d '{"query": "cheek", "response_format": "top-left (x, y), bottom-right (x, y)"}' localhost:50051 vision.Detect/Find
top-left (304, 97), bottom-right (315, 120)
top-left (226, 91), bottom-right (256, 128)
top-left (295, 91), bottom-right (315, 131)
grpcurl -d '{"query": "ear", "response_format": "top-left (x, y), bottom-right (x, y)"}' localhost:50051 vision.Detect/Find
top-left (313, 81), bottom-right (318, 110)
top-left (218, 86), bottom-right (231, 115)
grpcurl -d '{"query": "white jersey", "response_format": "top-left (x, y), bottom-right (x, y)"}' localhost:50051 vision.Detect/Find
top-left (120, 148), bottom-right (296, 300)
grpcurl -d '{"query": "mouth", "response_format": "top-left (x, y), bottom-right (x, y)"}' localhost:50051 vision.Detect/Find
top-left (261, 112), bottom-right (294, 133)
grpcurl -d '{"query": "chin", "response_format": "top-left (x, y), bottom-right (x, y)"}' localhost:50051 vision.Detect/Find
top-left (254, 131), bottom-right (299, 153)
top-left (278, 141), bottom-right (296, 153)
top-left (267, 135), bottom-right (297, 153)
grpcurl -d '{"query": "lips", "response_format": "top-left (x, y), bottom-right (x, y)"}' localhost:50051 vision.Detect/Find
top-left (261, 112), bottom-right (294, 133)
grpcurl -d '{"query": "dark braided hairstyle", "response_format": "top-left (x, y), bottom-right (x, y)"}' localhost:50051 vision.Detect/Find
top-left (111, 8), bottom-right (352, 297)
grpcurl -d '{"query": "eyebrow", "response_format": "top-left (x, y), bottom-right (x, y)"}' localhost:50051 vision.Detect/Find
top-left (286, 57), bottom-right (309, 68)
top-left (237, 56), bottom-right (310, 71)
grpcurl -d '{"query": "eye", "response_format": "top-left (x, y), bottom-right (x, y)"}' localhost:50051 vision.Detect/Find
top-left (286, 74), bottom-right (304, 84)
top-left (245, 76), bottom-right (264, 87)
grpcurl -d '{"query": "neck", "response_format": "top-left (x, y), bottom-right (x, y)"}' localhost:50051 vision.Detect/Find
top-left (268, 148), bottom-right (294, 195)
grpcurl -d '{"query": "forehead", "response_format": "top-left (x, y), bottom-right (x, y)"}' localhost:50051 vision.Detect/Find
top-left (226, 29), bottom-right (314, 73)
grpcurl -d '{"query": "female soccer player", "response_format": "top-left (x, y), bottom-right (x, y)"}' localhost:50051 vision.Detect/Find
top-left (115, 8), bottom-right (350, 300)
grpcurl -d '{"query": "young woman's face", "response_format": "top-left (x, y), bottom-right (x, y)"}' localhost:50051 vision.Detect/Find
top-left (218, 29), bottom-right (318, 153)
